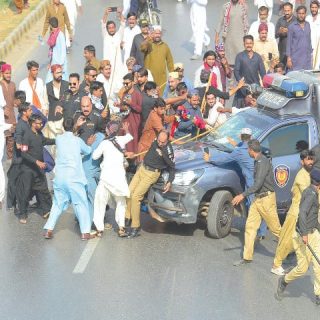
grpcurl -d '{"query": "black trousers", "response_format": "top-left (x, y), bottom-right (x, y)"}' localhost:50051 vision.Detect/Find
top-left (16, 165), bottom-right (52, 219)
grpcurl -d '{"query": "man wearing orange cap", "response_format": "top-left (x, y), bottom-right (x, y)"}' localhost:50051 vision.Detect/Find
top-left (253, 23), bottom-right (279, 72)
top-left (0, 64), bottom-right (16, 160)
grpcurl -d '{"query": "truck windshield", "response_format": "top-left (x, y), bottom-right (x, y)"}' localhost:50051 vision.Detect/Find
top-left (203, 109), bottom-right (275, 149)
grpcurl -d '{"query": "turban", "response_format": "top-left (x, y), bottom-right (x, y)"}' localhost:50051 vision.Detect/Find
top-left (258, 23), bottom-right (268, 33)
top-left (51, 64), bottom-right (62, 73)
top-left (168, 71), bottom-right (179, 79)
top-left (216, 43), bottom-right (225, 51)
top-left (1, 63), bottom-right (11, 73)
top-left (174, 63), bottom-right (184, 70)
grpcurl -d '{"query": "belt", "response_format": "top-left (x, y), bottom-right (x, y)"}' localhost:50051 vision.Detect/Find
top-left (143, 164), bottom-right (160, 173)
top-left (255, 191), bottom-right (274, 199)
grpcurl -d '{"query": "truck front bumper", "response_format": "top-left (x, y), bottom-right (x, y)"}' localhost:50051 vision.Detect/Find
top-left (148, 183), bottom-right (205, 224)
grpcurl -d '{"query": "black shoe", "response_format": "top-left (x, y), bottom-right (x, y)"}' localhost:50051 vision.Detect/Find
top-left (233, 259), bottom-right (251, 267)
top-left (315, 295), bottom-right (320, 306)
top-left (125, 218), bottom-right (132, 228)
top-left (275, 276), bottom-right (287, 300)
top-left (127, 228), bottom-right (140, 239)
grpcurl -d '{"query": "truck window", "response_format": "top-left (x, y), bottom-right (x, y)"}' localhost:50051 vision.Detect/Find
top-left (261, 123), bottom-right (309, 157)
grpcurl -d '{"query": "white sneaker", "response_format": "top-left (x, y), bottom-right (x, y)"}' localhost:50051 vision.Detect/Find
top-left (271, 266), bottom-right (285, 276)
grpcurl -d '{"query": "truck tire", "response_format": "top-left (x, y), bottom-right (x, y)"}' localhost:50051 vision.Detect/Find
top-left (206, 190), bottom-right (234, 239)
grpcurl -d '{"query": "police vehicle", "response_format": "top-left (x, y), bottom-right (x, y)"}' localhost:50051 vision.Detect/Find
top-left (148, 71), bottom-right (320, 238)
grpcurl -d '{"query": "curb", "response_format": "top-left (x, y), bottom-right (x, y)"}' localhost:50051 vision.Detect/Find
top-left (0, 0), bottom-right (50, 60)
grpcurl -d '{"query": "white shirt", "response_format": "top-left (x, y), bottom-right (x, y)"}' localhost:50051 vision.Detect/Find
top-left (248, 20), bottom-right (275, 40)
top-left (122, 24), bottom-right (141, 63)
top-left (306, 14), bottom-right (320, 51)
top-left (206, 102), bottom-right (227, 128)
top-left (254, 0), bottom-right (273, 8)
top-left (194, 65), bottom-right (222, 90)
top-left (19, 77), bottom-right (48, 112)
top-left (92, 134), bottom-right (133, 196)
top-left (96, 73), bottom-right (122, 113)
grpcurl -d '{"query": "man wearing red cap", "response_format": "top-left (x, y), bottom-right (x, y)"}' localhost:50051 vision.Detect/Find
top-left (249, 5), bottom-right (275, 40)
top-left (0, 64), bottom-right (16, 160)
top-left (253, 23), bottom-right (279, 72)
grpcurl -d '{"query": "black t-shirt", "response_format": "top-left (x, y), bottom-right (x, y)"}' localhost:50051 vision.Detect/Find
top-left (141, 92), bottom-right (157, 126)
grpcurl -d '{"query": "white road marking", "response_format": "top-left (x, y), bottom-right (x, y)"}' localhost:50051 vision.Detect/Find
top-left (72, 238), bottom-right (100, 274)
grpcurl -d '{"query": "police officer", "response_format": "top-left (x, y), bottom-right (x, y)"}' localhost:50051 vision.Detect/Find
top-left (203, 128), bottom-right (267, 240)
top-left (276, 168), bottom-right (320, 305)
top-left (272, 150), bottom-right (314, 276)
top-left (232, 139), bottom-right (281, 266)
top-left (125, 130), bottom-right (175, 238)
top-left (73, 96), bottom-right (106, 143)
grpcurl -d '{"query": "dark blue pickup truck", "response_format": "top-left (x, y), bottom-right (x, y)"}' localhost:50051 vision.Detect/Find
top-left (148, 70), bottom-right (320, 238)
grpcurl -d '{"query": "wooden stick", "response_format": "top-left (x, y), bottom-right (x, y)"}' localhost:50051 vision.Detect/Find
top-left (178, 127), bottom-right (215, 145)
top-left (128, 133), bottom-right (192, 158)
top-left (200, 72), bottom-right (213, 114)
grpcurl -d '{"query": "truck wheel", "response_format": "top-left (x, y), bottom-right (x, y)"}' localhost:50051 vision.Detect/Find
top-left (207, 190), bottom-right (234, 239)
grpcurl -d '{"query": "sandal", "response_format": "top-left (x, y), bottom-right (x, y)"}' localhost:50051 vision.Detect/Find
top-left (96, 231), bottom-right (103, 238)
top-left (118, 228), bottom-right (128, 238)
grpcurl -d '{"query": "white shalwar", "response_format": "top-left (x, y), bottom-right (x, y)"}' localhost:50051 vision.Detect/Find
top-left (92, 133), bottom-right (133, 231)
top-left (101, 20), bottom-right (126, 82)
top-left (61, 0), bottom-right (82, 48)
top-left (306, 14), bottom-right (320, 69)
top-left (188, 0), bottom-right (210, 56)
top-left (254, 0), bottom-right (273, 22)
top-left (0, 87), bottom-right (11, 203)
top-left (122, 25), bottom-right (141, 63)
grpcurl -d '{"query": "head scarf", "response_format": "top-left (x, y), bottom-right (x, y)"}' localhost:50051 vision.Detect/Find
top-left (258, 22), bottom-right (268, 33)
top-left (1, 64), bottom-right (11, 73)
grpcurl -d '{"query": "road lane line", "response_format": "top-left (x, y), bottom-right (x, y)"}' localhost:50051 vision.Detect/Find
top-left (73, 238), bottom-right (100, 274)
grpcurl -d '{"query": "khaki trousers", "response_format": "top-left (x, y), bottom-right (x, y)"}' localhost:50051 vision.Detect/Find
top-left (273, 210), bottom-right (297, 268)
top-left (243, 192), bottom-right (281, 261)
top-left (285, 230), bottom-right (320, 296)
top-left (125, 165), bottom-right (160, 228)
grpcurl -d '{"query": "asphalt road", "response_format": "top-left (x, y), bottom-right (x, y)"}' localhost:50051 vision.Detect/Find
top-left (1, 1), bottom-right (320, 319)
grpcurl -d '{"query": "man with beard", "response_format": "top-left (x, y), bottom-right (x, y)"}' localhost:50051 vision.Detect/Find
top-left (136, 67), bottom-right (149, 92)
top-left (0, 64), bottom-right (16, 160)
top-left (306, 0), bottom-right (320, 69)
top-left (44, 64), bottom-right (69, 141)
top-left (142, 26), bottom-right (174, 95)
top-left (249, 6), bottom-right (275, 40)
top-left (101, 8), bottom-right (125, 80)
top-left (19, 61), bottom-right (48, 116)
top-left (130, 19), bottom-right (150, 66)
top-left (18, 114), bottom-right (55, 224)
top-left (89, 81), bottom-right (109, 120)
top-left (120, 73), bottom-right (142, 153)
top-left (275, 2), bottom-right (296, 64)
top-left (287, 5), bottom-right (312, 71)
top-left (272, 150), bottom-right (314, 276)
top-left (121, 12), bottom-right (141, 63)
top-left (163, 72), bottom-right (180, 99)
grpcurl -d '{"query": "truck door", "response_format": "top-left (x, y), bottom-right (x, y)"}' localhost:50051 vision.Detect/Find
top-left (260, 122), bottom-right (309, 214)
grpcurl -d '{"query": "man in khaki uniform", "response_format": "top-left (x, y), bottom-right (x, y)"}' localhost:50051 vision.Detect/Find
top-left (276, 168), bottom-right (320, 305)
top-left (42, 0), bottom-right (72, 38)
top-left (271, 150), bottom-right (314, 276)
top-left (232, 139), bottom-right (281, 266)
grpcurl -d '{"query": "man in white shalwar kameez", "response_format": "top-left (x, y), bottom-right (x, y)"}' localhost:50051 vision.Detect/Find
top-left (306, 0), bottom-right (320, 69)
top-left (188, 0), bottom-right (210, 60)
top-left (93, 121), bottom-right (133, 237)
top-left (121, 12), bottom-right (141, 63)
top-left (61, 0), bottom-right (82, 50)
top-left (0, 87), bottom-right (12, 204)
top-left (101, 9), bottom-right (126, 82)
top-left (254, 0), bottom-right (273, 22)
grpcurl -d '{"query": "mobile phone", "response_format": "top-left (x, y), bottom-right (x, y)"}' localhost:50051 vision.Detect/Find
top-left (268, 52), bottom-right (272, 61)
top-left (203, 147), bottom-right (209, 154)
top-left (110, 6), bottom-right (117, 12)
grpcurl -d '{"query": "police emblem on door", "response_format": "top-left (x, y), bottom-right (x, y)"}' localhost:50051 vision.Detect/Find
top-left (274, 165), bottom-right (290, 188)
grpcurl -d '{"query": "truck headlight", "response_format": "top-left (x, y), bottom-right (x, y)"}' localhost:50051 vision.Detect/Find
top-left (172, 169), bottom-right (204, 186)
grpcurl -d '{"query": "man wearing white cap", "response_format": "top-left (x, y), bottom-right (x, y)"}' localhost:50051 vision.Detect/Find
top-left (174, 62), bottom-right (193, 91)
top-left (188, 0), bottom-right (210, 60)
top-left (163, 71), bottom-right (180, 99)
